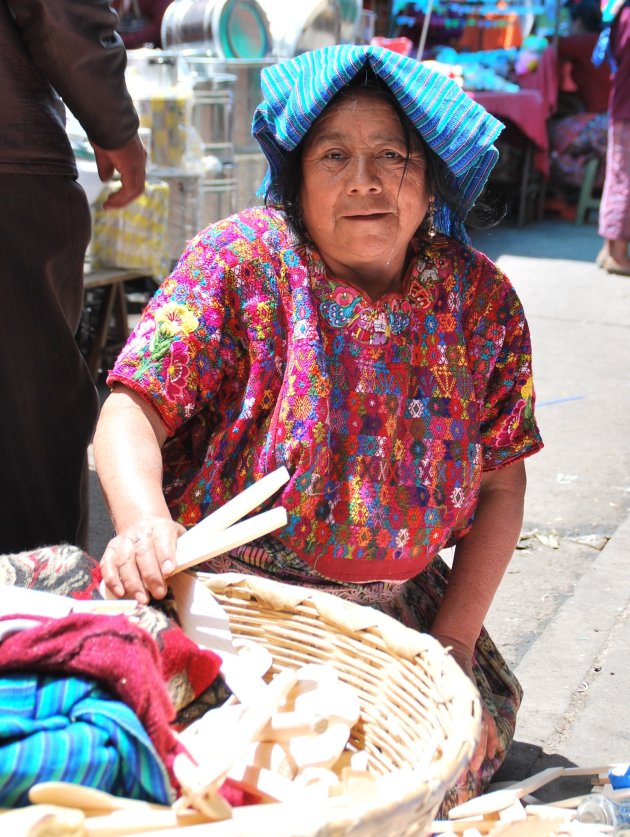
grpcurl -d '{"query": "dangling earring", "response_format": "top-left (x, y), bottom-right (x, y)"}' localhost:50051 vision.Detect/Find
top-left (426, 198), bottom-right (437, 239)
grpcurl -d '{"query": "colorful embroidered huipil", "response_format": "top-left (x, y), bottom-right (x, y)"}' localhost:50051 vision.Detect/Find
top-left (109, 206), bottom-right (542, 583)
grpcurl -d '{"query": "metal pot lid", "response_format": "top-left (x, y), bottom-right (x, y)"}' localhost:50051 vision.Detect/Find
top-left (215, 0), bottom-right (272, 59)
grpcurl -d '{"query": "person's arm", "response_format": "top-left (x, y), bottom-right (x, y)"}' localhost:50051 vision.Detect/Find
top-left (9, 0), bottom-right (138, 147)
top-left (431, 458), bottom-right (526, 768)
top-left (9, 0), bottom-right (146, 207)
top-left (93, 384), bottom-right (185, 603)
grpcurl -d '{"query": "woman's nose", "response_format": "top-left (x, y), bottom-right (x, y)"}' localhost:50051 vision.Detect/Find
top-left (346, 155), bottom-right (382, 193)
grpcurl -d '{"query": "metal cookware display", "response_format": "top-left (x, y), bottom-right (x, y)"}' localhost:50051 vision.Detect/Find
top-left (161, 0), bottom-right (273, 59)
top-left (338, 0), bottom-right (362, 44)
top-left (188, 67), bottom-right (237, 163)
top-left (224, 58), bottom-right (276, 152)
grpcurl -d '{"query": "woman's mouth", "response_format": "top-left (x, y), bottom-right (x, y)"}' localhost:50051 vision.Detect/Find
top-left (343, 212), bottom-right (389, 221)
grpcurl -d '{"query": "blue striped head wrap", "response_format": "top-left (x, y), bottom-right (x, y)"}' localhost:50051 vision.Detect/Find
top-left (252, 44), bottom-right (504, 243)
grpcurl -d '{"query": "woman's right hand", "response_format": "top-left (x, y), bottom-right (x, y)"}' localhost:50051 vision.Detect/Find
top-left (100, 516), bottom-right (186, 603)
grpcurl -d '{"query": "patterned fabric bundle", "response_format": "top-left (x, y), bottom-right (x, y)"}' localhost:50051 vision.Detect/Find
top-left (0, 545), bottom-right (229, 722)
top-left (549, 113), bottom-right (608, 189)
top-left (0, 612), bottom-right (185, 785)
top-left (252, 44), bottom-right (504, 241)
top-left (0, 672), bottom-right (171, 806)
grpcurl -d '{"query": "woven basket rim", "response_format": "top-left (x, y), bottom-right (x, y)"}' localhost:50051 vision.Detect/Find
top-left (200, 571), bottom-right (449, 662)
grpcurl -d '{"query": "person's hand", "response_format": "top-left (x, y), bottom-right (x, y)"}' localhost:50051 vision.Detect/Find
top-left (433, 634), bottom-right (498, 771)
top-left (100, 516), bottom-right (185, 604)
top-left (91, 132), bottom-right (147, 210)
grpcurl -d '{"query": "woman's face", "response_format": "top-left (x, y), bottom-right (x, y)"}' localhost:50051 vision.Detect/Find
top-left (298, 89), bottom-right (431, 295)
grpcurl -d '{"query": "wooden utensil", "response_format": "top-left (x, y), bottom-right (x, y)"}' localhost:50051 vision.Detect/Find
top-left (448, 768), bottom-right (565, 820)
top-left (29, 782), bottom-right (170, 813)
top-left (173, 507), bottom-right (287, 575)
top-left (175, 668), bottom-right (298, 816)
top-left (173, 466), bottom-right (290, 573)
top-left (274, 665), bottom-right (361, 772)
top-left (83, 807), bottom-right (209, 836)
top-left (101, 466), bottom-right (290, 600)
top-left (0, 803), bottom-right (86, 836)
top-left (169, 571), bottom-right (270, 703)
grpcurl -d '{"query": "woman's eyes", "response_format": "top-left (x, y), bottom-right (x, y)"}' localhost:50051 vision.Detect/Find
top-left (321, 149), bottom-right (406, 161)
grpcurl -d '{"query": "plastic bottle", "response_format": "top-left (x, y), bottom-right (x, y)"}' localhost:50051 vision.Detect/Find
top-left (576, 794), bottom-right (630, 834)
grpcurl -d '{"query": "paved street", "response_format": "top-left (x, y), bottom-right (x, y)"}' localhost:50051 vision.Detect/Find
top-left (471, 219), bottom-right (630, 799)
top-left (88, 215), bottom-right (630, 801)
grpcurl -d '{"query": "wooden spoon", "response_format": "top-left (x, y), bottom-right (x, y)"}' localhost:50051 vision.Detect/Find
top-left (29, 782), bottom-right (170, 813)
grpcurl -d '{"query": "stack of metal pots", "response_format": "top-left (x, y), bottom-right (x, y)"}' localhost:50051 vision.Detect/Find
top-left (137, 0), bottom-right (365, 233)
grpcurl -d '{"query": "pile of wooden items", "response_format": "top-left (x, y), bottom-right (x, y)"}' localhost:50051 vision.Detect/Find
top-left (431, 765), bottom-right (630, 836)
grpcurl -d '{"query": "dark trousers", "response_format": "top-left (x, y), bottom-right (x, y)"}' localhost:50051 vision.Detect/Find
top-left (0, 174), bottom-right (99, 553)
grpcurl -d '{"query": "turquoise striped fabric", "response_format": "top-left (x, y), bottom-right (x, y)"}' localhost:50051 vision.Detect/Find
top-left (252, 44), bottom-right (504, 241)
top-left (0, 673), bottom-right (172, 807)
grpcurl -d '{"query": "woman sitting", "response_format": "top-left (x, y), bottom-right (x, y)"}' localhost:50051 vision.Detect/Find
top-left (94, 44), bottom-right (544, 810)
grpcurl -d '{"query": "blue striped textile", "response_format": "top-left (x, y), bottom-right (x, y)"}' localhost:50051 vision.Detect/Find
top-left (0, 673), bottom-right (172, 807)
top-left (252, 44), bottom-right (504, 241)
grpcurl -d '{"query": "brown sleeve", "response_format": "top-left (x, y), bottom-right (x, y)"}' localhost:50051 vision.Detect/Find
top-left (7, 0), bottom-right (139, 149)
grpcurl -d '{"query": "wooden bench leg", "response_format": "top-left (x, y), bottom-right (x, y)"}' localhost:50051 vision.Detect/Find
top-left (85, 280), bottom-right (130, 380)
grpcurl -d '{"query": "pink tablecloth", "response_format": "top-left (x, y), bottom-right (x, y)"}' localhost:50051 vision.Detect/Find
top-left (467, 89), bottom-right (550, 175)
top-left (518, 46), bottom-right (559, 117)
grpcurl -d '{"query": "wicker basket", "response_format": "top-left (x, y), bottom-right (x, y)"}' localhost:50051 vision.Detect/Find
top-left (196, 572), bottom-right (482, 837)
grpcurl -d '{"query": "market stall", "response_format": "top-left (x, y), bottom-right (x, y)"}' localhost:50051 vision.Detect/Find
top-left (390, 0), bottom-right (563, 224)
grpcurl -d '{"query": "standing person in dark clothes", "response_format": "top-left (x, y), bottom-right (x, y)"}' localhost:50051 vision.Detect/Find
top-left (0, 0), bottom-right (147, 553)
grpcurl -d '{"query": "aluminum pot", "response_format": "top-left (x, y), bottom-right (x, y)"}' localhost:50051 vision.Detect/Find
top-left (190, 70), bottom-right (237, 163)
top-left (200, 162), bottom-right (238, 227)
top-left (234, 150), bottom-right (268, 210)
top-left (161, 0), bottom-right (273, 59)
top-left (224, 58), bottom-right (277, 152)
top-left (338, 0), bottom-right (362, 44)
top-left (179, 52), bottom-right (228, 76)
top-left (125, 48), bottom-right (182, 91)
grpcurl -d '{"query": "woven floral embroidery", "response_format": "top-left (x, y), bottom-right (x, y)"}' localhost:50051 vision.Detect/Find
top-left (316, 282), bottom-right (411, 344)
top-left (109, 206), bottom-right (543, 582)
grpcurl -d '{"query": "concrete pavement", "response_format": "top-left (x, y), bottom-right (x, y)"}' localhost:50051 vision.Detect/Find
top-left (87, 215), bottom-right (630, 802)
